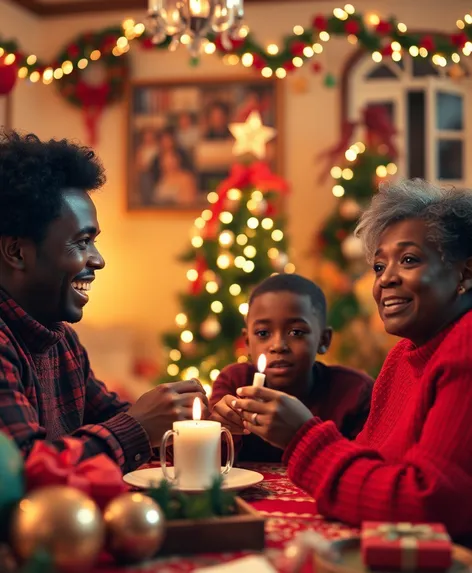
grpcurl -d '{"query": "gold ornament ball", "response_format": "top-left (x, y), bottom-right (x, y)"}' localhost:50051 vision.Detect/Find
top-left (341, 234), bottom-right (364, 261)
top-left (339, 198), bottom-right (361, 220)
top-left (10, 485), bottom-right (104, 573)
top-left (200, 315), bottom-right (221, 339)
top-left (104, 493), bottom-right (165, 564)
top-left (274, 251), bottom-right (289, 270)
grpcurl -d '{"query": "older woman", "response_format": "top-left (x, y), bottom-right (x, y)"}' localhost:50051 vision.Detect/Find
top-left (233, 179), bottom-right (472, 541)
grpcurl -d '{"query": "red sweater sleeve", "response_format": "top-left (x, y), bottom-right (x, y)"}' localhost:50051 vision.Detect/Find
top-left (283, 339), bottom-right (472, 538)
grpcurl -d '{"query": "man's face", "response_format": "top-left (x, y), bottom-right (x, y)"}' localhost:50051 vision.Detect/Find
top-left (21, 189), bottom-right (105, 325)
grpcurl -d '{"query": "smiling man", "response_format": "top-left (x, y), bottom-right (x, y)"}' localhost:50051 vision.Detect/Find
top-left (0, 131), bottom-right (206, 472)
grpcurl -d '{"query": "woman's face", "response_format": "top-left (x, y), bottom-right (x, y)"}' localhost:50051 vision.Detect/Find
top-left (372, 218), bottom-right (462, 345)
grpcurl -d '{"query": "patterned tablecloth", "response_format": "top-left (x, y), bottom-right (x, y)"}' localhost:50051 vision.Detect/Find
top-left (94, 463), bottom-right (357, 573)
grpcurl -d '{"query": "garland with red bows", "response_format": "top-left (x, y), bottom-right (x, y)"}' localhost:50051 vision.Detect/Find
top-left (0, 8), bottom-right (470, 94)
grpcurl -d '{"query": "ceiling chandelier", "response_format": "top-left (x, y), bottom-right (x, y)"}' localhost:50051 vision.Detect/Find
top-left (147, 1), bottom-right (248, 57)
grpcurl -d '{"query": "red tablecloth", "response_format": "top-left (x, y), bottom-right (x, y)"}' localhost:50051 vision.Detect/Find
top-left (94, 463), bottom-right (357, 572)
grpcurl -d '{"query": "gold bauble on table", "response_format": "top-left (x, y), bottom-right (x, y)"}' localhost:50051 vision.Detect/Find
top-left (104, 492), bottom-right (165, 564)
top-left (10, 485), bottom-right (104, 573)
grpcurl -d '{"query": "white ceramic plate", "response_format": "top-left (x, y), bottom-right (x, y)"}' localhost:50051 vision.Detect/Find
top-left (123, 467), bottom-right (264, 493)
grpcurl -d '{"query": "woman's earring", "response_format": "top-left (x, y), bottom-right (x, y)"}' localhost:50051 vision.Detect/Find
top-left (458, 285), bottom-right (466, 295)
top-left (318, 345), bottom-right (327, 354)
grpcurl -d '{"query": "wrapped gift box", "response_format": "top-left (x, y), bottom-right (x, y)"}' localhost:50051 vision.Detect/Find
top-left (361, 522), bottom-right (452, 571)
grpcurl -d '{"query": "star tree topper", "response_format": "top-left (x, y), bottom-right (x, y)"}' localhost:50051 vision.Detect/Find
top-left (229, 110), bottom-right (277, 159)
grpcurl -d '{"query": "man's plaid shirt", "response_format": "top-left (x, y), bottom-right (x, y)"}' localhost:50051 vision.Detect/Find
top-left (0, 288), bottom-right (151, 473)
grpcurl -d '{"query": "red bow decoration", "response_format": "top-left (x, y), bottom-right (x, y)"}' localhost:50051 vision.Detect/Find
top-left (203, 161), bottom-right (289, 240)
top-left (317, 104), bottom-right (398, 182)
top-left (190, 254), bottom-right (208, 295)
top-left (25, 438), bottom-right (127, 510)
top-left (363, 105), bottom-right (397, 157)
top-left (76, 82), bottom-right (110, 146)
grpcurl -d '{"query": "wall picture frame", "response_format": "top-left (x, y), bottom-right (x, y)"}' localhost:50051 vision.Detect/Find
top-left (126, 76), bottom-right (282, 212)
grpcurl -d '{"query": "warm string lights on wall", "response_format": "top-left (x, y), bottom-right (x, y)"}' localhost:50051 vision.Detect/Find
top-left (0, 7), bottom-right (471, 88)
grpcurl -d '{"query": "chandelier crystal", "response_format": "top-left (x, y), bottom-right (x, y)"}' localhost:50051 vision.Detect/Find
top-left (147, 0), bottom-right (248, 57)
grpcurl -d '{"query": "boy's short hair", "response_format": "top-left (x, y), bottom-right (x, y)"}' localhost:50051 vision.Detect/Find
top-left (248, 273), bottom-right (327, 326)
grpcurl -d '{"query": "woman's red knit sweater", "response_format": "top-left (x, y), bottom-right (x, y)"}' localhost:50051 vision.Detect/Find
top-left (283, 310), bottom-right (472, 541)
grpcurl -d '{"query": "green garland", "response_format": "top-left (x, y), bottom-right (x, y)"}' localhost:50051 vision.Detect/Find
top-left (54, 29), bottom-right (128, 109)
top-left (0, 8), bottom-right (471, 109)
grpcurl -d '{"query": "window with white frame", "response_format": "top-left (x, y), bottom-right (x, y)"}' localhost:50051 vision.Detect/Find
top-left (346, 55), bottom-right (471, 186)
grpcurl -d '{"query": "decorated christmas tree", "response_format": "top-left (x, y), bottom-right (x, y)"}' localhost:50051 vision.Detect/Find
top-left (312, 106), bottom-right (398, 376)
top-left (159, 112), bottom-right (291, 390)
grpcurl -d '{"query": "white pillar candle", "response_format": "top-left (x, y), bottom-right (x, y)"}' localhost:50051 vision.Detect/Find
top-left (172, 398), bottom-right (222, 490)
top-left (252, 354), bottom-right (266, 387)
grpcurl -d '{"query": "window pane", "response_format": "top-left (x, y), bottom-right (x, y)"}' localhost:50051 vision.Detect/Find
top-left (437, 140), bottom-right (463, 180)
top-left (437, 92), bottom-right (463, 131)
top-left (407, 91), bottom-right (425, 179)
top-left (412, 58), bottom-right (439, 77)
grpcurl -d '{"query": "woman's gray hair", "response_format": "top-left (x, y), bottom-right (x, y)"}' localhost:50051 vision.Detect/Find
top-left (355, 179), bottom-right (472, 264)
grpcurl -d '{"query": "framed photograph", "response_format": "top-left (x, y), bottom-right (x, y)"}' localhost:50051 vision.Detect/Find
top-left (126, 77), bottom-right (282, 212)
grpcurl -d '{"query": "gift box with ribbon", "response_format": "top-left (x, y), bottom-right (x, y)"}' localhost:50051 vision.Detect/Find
top-left (361, 522), bottom-right (452, 571)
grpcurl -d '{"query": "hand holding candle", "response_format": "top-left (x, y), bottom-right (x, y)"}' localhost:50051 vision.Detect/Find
top-left (252, 354), bottom-right (266, 388)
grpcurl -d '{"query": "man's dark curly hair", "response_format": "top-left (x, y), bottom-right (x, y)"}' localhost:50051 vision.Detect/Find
top-left (0, 130), bottom-right (106, 244)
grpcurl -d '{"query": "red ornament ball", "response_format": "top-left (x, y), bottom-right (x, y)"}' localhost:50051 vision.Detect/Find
top-left (0, 56), bottom-right (17, 96)
top-left (284, 61), bottom-right (296, 73)
top-left (251, 54), bottom-right (266, 71)
top-left (376, 20), bottom-right (392, 35)
top-left (290, 41), bottom-right (306, 57)
top-left (214, 34), bottom-right (245, 52)
top-left (381, 45), bottom-right (394, 57)
top-left (420, 35), bottom-right (435, 52)
top-left (67, 44), bottom-right (80, 58)
top-left (451, 32), bottom-right (468, 47)
top-left (344, 21), bottom-right (360, 35)
top-left (141, 37), bottom-right (155, 50)
top-left (312, 15), bottom-right (328, 31)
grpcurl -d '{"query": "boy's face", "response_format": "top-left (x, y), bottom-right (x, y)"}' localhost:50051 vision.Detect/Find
top-left (245, 291), bottom-right (331, 392)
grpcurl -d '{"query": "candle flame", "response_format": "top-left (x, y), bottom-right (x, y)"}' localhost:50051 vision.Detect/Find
top-left (192, 397), bottom-right (202, 421)
top-left (257, 354), bottom-right (267, 373)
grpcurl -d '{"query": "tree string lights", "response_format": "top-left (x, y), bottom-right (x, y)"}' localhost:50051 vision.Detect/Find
top-left (159, 161), bottom-right (291, 389)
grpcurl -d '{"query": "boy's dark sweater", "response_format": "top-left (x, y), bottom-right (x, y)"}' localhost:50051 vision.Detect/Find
top-left (210, 362), bottom-right (373, 463)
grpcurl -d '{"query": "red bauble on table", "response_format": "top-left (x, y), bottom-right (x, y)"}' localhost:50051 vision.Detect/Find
top-left (0, 56), bottom-right (17, 96)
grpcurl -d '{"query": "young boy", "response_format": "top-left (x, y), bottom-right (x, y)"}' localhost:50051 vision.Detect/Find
top-left (209, 273), bottom-right (373, 462)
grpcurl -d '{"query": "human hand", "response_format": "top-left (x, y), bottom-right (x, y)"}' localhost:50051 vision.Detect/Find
top-left (127, 379), bottom-right (209, 446)
top-left (210, 394), bottom-right (249, 435)
top-left (232, 386), bottom-right (313, 450)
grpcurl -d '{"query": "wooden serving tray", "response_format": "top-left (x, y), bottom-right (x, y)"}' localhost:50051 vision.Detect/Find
top-left (315, 537), bottom-right (472, 573)
top-left (160, 497), bottom-right (265, 555)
